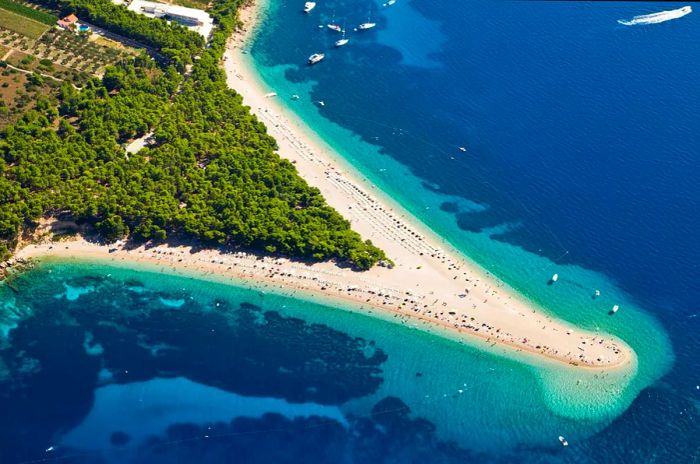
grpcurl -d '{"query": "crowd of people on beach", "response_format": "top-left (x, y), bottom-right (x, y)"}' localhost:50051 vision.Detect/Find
top-left (100, 243), bottom-right (626, 367)
top-left (242, 101), bottom-right (627, 368)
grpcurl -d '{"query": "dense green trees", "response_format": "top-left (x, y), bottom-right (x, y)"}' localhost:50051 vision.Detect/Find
top-left (0, 0), bottom-right (387, 269)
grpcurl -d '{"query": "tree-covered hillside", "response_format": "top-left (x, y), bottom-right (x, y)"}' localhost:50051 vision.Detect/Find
top-left (0, 0), bottom-right (387, 270)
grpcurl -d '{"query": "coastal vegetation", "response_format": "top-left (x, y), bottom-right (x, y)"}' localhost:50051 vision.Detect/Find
top-left (0, 0), bottom-right (387, 269)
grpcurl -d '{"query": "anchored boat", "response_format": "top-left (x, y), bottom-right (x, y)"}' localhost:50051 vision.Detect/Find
top-left (308, 53), bottom-right (325, 65)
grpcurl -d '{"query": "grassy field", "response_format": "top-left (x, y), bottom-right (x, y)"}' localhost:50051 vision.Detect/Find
top-left (0, 0), bottom-right (57, 25)
top-left (0, 8), bottom-right (50, 38)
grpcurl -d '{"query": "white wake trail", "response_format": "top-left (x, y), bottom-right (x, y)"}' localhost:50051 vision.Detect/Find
top-left (618, 5), bottom-right (692, 26)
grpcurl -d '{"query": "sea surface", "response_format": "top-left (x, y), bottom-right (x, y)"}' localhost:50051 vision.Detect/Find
top-left (1, 1), bottom-right (698, 463)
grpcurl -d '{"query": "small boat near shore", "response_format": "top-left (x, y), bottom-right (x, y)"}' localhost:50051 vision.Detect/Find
top-left (303, 2), bottom-right (316, 13)
top-left (611, 304), bottom-right (620, 314)
top-left (308, 53), bottom-right (325, 65)
top-left (558, 436), bottom-right (569, 447)
top-left (618, 5), bottom-right (691, 26)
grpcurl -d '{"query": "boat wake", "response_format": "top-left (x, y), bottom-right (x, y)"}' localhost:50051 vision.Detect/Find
top-left (618, 5), bottom-right (692, 26)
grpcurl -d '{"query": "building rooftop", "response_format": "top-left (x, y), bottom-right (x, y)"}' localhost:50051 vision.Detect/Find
top-left (127, 0), bottom-right (214, 39)
top-left (57, 13), bottom-right (79, 28)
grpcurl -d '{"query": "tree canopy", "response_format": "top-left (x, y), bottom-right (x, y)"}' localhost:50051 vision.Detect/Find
top-left (0, 0), bottom-right (387, 270)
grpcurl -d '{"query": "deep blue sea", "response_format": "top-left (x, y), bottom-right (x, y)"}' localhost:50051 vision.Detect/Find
top-left (0, 1), bottom-right (698, 463)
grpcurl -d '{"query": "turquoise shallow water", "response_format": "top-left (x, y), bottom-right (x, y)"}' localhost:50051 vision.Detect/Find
top-left (1, 258), bottom-right (687, 463)
top-left (245, 0), bottom-right (678, 412)
top-left (240, 0), bottom-right (697, 460)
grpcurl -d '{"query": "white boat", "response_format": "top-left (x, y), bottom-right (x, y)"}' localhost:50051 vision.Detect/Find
top-left (618, 5), bottom-right (691, 26)
top-left (612, 305), bottom-right (620, 314)
top-left (551, 273), bottom-right (559, 283)
top-left (307, 53), bottom-right (325, 65)
top-left (264, 92), bottom-right (277, 98)
top-left (327, 23), bottom-right (343, 32)
top-left (303, 2), bottom-right (316, 13)
top-left (558, 436), bottom-right (569, 446)
top-left (594, 289), bottom-right (601, 297)
top-left (335, 28), bottom-right (349, 47)
top-left (358, 5), bottom-right (376, 30)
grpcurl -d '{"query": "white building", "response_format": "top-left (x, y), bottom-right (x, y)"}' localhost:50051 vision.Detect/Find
top-left (127, 0), bottom-right (214, 39)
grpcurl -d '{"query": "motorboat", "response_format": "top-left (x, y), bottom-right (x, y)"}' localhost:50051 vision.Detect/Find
top-left (618, 5), bottom-right (691, 26)
top-left (308, 53), bottom-right (325, 65)
top-left (303, 2), bottom-right (316, 13)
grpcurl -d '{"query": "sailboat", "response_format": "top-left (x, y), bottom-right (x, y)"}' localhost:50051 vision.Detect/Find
top-left (335, 27), bottom-right (349, 47)
top-left (358, 4), bottom-right (376, 30)
top-left (328, 11), bottom-right (343, 32)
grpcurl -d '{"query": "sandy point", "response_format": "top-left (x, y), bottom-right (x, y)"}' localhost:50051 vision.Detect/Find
top-left (7, 0), bottom-right (636, 375)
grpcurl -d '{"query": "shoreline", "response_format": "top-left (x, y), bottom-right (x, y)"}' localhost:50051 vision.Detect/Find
top-left (16, 239), bottom-right (633, 373)
top-left (218, 0), bottom-right (635, 371)
top-left (6, 0), bottom-right (635, 373)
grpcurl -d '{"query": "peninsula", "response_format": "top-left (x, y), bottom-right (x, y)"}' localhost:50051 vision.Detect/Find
top-left (2, 0), bottom-right (634, 370)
